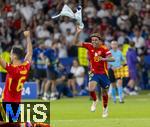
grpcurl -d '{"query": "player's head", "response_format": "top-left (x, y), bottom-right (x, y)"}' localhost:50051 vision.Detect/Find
top-left (90, 33), bottom-right (103, 48)
top-left (129, 41), bottom-right (135, 48)
top-left (51, 41), bottom-right (58, 49)
top-left (10, 45), bottom-right (24, 62)
top-left (111, 41), bottom-right (118, 50)
top-left (72, 59), bottom-right (79, 67)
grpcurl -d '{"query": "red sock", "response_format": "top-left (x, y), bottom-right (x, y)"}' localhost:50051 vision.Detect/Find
top-left (102, 92), bottom-right (108, 108)
top-left (90, 91), bottom-right (97, 101)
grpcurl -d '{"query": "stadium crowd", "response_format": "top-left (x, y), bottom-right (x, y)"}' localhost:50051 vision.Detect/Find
top-left (0, 0), bottom-right (150, 100)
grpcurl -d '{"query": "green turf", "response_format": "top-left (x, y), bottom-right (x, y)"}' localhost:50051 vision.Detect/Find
top-left (50, 91), bottom-right (150, 127)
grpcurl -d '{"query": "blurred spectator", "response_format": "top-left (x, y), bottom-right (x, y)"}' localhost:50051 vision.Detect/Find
top-left (128, 0), bottom-right (143, 11)
top-left (99, 18), bottom-right (108, 34)
top-left (68, 59), bottom-right (85, 95)
top-left (143, 12), bottom-right (150, 27)
top-left (35, 22), bottom-right (50, 39)
top-left (103, 0), bottom-right (114, 10)
top-left (128, 7), bottom-right (139, 29)
top-left (132, 28), bottom-right (145, 55)
top-left (56, 64), bottom-right (73, 99)
top-left (145, 35), bottom-right (150, 54)
top-left (19, 0), bottom-right (34, 24)
top-left (97, 2), bottom-right (109, 18)
top-left (57, 36), bottom-right (68, 58)
top-left (65, 28), bottom-right (74, 46)
top-left (32, 43), bottom-right (47, 97)
top-left (106, 11), bottom-right (117, 28)
top-left (2, 0), bottom-right (13, 13)
top-left (117, 10), bottom-right (130, 31)
top-left (78, 29), bottom-right (89, 42)
top-left (84, 1), bottom-right (96, 18)
top-left (42, 42), bottom-right (59, 100)
top-left (117, 30), bottom-right (130, 45)
top-left (59, 17), bottom-right (75, 35)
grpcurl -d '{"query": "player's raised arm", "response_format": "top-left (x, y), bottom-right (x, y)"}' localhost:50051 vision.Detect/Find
top-left (0, 56), bottom-right (6, 69)
top-left (73, 26), bottom-right (82, 46)
top-left (103, 55), bottom-right (115, 62)
top-left (24, 31), bottom-right (33, 63)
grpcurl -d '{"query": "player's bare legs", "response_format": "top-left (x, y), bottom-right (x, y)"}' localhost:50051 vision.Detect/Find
top-left (102, 88), bottom-right (109, 118)
top-left (36, 78), bottom-right (47, 97)
top-left (41, 79), bottom-right (47, 96)
top-left (125, 79), bottom-right (138, 95)
top-left (111, 79), bottom-right (124, 103)
top-left (88, 81), bottom-right (98, 112)
top-left (128, 79), bottom-right (135, 88)
top-left (36, 79), bottom-right (40, 96)
top-left (111, 82), bottom-right (116, 103)
top-left (43, 80), bottom-right (51, 100)
top-left (117, 79), bottom-right (124, 103)
top-left (50, 80), bottom-right (57, 99)
top-left (68, 78), bottom-right (77, 96)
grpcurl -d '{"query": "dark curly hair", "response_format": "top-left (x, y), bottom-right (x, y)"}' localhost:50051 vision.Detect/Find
top-left (11, 45), bottom-right (25, 60)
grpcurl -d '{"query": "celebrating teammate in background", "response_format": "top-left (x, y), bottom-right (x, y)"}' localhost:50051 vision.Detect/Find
top-left (0, 30), bottom-right (32, 122)
top-left (108, 41), bottom-right (125, 103)
top-left (73, 26), bottom-right (114, 118)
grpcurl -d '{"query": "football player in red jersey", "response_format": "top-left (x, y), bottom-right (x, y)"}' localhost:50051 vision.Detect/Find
top-left (0, 31), bottom-right (32, 123)
top-left (73, 27), bottom-right (115, 118)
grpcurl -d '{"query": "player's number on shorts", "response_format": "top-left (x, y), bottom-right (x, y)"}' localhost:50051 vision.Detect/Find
top-left (17, 76), bottom-right (26, 92)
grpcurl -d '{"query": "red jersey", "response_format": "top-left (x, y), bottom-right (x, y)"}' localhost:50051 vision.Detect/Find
top-left (82, 43), bottom-right (111, 74)
top-left (2, 61), bottom-right (31, 102)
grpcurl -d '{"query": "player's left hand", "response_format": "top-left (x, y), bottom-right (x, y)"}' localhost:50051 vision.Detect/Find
top-left (100, 57), bottom-right (107, 61)
top-left (24, 31), bottom-right (30, 37)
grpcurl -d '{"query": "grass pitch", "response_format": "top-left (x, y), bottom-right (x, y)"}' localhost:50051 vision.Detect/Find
top-left (50, 91), bottom-right (150, 127)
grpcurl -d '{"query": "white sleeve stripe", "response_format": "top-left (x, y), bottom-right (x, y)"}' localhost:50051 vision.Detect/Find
top-left (106, 51), bottom-right (111, 54)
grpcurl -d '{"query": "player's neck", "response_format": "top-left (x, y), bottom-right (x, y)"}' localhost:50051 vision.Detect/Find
top-left (12, 59), bottom-right (22, 65)
top-left (98, 44), bottom-right (103, 48)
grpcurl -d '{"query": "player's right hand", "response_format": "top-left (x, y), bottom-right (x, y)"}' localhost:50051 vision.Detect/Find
top-left (24, 31), bottom-right (30, 37)
top-left (76, 25), bottom-right (82, 33)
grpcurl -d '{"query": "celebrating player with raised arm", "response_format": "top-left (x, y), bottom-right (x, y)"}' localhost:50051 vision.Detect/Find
top-left (73, 27), bottom-right (115, 118)
top-left (0, 31), bottom-right (32, 122)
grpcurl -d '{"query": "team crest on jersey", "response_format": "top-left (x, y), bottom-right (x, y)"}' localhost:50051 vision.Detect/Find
top-left (94, 52), bottom-right (98, 56)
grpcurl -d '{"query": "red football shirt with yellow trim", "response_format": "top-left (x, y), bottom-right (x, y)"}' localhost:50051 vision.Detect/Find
top-left (82, 42), bottom-right (111, 74)
top-left (2, 61), bottom-right (31, 102)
